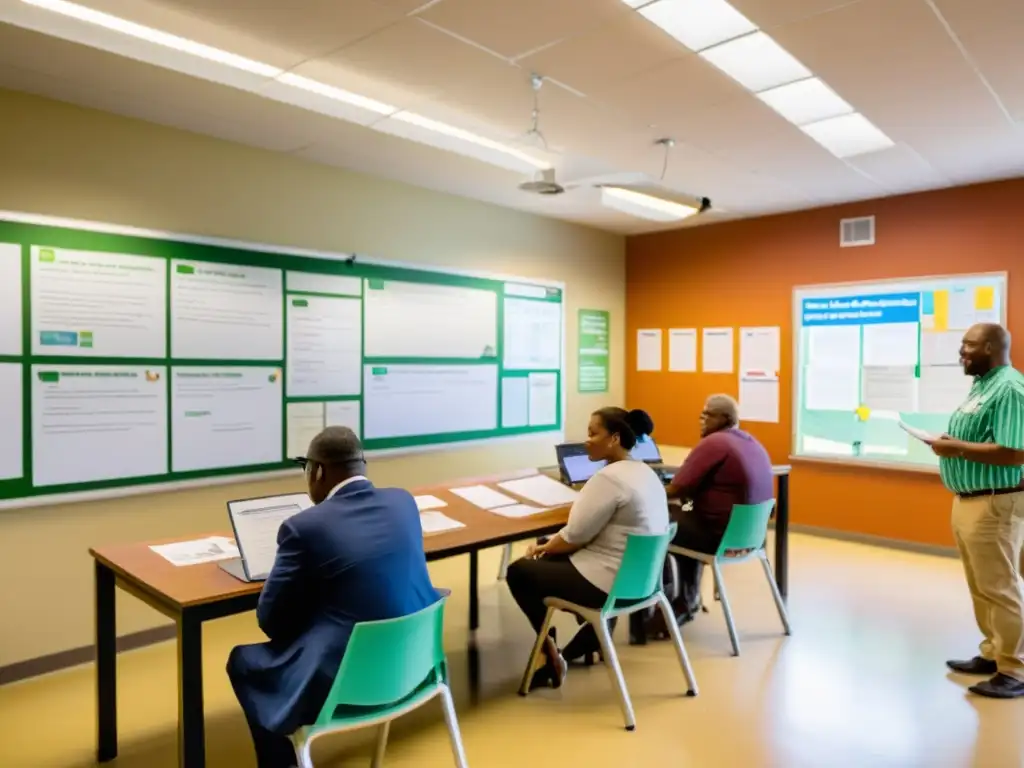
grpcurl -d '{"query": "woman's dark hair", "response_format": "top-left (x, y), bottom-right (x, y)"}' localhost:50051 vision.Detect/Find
top-left (593, 407), bottom-right (654, 451)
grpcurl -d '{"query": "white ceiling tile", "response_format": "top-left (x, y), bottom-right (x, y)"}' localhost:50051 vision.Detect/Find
top-left (930, 0), bottom-right (1024, 122)
top-left (81, 0), bottom-right (405, 67)
top-left (416, 0), bottom-right (628, 59)
top-left (516, 12), bottom-right (684, 97)
top-left (844, 143), bottom-right (952, 193)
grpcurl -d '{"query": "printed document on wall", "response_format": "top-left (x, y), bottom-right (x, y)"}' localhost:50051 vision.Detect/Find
top-left (286, 402), bottom-right (324, 460)
top-left (32, 365), bottom-right (168, 487)
top-left (325, 401), bottom-right (361, 436)
top-left (31, 246), bottom-right (166, 357)
top-left (504, 298), bottom-right (561, 370)
top-left (739, 372), bottom-right (779, 423)
top-left (702, 328), bottom-right (734, 373)
top-left (862, 323), bottom-right (919, 367)
top-left (528, 372), bottom-right (558, 426)
top-left (171, 366), bottom-right (283, 472)
top-left (805, 365), bottom-right (859, 412)
top-left (364, 364), bottom-right (498, 439)
top-left (0, 364), bottom-right (23, 480)
top-left (364, 280), bottom-right (497, 359)
top-left (286, 296), bottom-right (361, 397)
top-left (0, 244), bottom-right (22, 355)
top-left (739, 327), bottom-right (780, 375)
top-left (636, 329), bottom-right (662, 371)
top-left (668, 329), bottom-right (697, 372)
top-left (501, 376), bottom-right (529, 428)
top-left (171, 261), bottom-right (283, 360)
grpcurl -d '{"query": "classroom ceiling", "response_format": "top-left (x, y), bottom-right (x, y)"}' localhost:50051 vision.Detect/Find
top-left (0, 0), bottom-right (1022, 234)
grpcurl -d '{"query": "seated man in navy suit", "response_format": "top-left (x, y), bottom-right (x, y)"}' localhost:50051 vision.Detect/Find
top-left (227, 426), bottom-right (440, 768)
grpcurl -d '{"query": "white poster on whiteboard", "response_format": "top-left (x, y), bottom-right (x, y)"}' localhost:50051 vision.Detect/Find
top-left (286, 295), bottom-right (361, 397)
top-left (702, 328), bottom-right (734, 373)
top-left (0, 364), bottom-right (23, 480)
top-left (636, 329), bottom-right (662, 371)
top-left (0, 244), bottom-right (22, 356)
top-left (503, 298), bottom-right (561, 370)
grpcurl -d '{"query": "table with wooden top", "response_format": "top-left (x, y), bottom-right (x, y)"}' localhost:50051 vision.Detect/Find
top-left (90, 461), bottom-right (792, 768)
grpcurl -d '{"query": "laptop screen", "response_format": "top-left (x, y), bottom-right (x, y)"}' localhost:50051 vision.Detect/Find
top-left (227, 493), bottom-right (314, 580)
top-left (631, 435), bottom-right (661, 463)
top-left (555, 442), bottom-right (606, 484)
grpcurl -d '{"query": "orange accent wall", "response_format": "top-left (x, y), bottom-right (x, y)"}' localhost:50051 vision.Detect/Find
top-left (625, 178), bottom-right (1024, 547)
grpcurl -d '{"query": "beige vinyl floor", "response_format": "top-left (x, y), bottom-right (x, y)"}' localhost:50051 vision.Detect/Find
top-left (3, 533), bottom-right (1024, 768)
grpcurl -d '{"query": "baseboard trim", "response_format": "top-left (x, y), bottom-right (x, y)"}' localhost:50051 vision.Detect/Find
top-left (0, 624), bottom-right (176, 686)
top-left (784, 523), bottom-right (958, 559)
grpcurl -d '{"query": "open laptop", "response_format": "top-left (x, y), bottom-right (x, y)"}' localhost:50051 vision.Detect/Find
top-left (219, 492), bottom-right (314, 583)
top-left (555, 438), bottom-right (677, 486)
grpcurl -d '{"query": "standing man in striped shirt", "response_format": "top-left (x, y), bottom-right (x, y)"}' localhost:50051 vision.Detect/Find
top-left (930, 323), bottom-right (1024, 699)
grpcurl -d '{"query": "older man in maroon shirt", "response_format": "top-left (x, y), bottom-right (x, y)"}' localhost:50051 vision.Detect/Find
top-left (664, 393), bottom-right (774, 623)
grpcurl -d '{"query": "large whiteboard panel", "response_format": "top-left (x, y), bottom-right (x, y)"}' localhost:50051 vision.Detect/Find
top-left (363, 364), bottom-right (498, 439)
top-left (363, 280), bottom-right (498, 359)
top-left (0, 364), bottom-right (22, 480)
top-left (30, 246), bottom-right (166, 357)
top-left (793, 272), bottom-right (1007, 470)
top-left (286, 295), bottom-right (361, 397)
top-left (0, 244), bottom-right (22, 355)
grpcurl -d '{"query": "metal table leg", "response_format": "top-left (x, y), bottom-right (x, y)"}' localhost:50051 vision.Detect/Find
top-left (178, 610), bottom-right (205, 768)
top-left (468, 550), bottom-right (479, 631)
top-left (96, 561), bottom-right (118, 762)
top-left (775, 473), bottom-right (790, 601)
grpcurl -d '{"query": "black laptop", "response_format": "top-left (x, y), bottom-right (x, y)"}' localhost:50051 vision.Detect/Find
top-left (555, 437), bottom-right (677, 486)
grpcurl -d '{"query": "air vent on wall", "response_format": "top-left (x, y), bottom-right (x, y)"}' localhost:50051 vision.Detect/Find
top-left (840, 215), bottom-right (875, 247)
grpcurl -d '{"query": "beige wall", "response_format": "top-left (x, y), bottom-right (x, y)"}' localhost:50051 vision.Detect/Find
top-left (0, 88), bottom-right (625, 668)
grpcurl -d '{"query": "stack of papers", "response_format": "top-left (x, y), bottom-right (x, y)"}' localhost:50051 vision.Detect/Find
top-left (420, 511), bottom-right (466, 535)
top-left (898, 420), bottom-right (940, 443)
top-left (150, 536), bottom-right (239, 567)
top-left (414, 494), bottom-right (448, 511)
top-left (498, 475), bottom-right (579, 506)
top-left (489, 504), bottom-right (550, 519)
top-left (449, 485), bottom-right (518, 509)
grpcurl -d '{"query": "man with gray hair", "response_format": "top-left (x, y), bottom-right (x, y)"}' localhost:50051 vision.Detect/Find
top-left (227, 426), bottom-right (440, 768)
top-left (661, 393), bottom-right (774, 626)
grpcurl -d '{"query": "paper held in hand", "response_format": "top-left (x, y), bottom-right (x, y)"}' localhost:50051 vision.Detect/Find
top-left (898, 420), bottom-right (940, 444)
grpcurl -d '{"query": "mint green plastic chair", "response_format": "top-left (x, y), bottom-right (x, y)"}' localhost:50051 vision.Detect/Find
top-left (517, 526), bottom-right (698, 730)
top-left (669, 500), bottom-right (791, 657)
top-left (289, 597), bottom-right (467, 768)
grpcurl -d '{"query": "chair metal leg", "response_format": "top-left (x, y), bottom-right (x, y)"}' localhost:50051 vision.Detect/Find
top-left (713, 561), bottom-right (741, 657)
top-left (656, 594), bottom-right (698, 697)
top-left (497, 544), bottom-right (513, 581)
top-left (299, 738), bottom-right (314, 768)
top-left (759, 552), bottom-right (792, 635)
top-left (370, 722), bottom-right (390, 768)
top-left (439, 685), bottom-right (469, 768)
top-left (518, 607), bottom-right (556, 696)
top-left (594, 618), bottom-right (636, 731)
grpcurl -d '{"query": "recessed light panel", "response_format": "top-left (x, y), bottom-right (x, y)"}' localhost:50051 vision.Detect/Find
top-left (699, 31), bottom-right (812, 92)
top-left (639, 0), bottom-right (758, 52)
top-left (801, 113), bottom-right (895, 158)
top-left (757, 77), bottom-right (854, 126)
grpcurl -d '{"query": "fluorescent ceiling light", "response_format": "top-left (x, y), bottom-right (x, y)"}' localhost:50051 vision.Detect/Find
top-left (20, 0), bottom-right (282, 78)
top-left (700, 31), bottom-right (811, 92)
top-left (600, 187), bottom-right (699, 222)
top-left (388, 111), bottom-right (551, 171)
top-left (800, 113), bottom-right (894, 158)
top-left (757, 77), bottom-right (854, 126)
top-left (639, 0), bottom-right (758, 52)
top-left (276, 73), bottom-right (395, 116)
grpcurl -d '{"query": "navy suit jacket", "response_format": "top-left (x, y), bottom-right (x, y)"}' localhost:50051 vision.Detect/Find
top-left (227, 479), bottom-right (438, 735)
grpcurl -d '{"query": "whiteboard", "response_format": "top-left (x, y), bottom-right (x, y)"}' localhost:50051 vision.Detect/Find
top-left (792, 272), bottom-right (1007, 471)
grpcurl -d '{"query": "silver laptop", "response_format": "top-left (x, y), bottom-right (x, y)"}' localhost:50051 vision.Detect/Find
top-left (219, 492), bottom-right (314, 583)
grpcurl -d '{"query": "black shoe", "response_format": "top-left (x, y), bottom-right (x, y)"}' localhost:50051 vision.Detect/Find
top-left (969, 673), bottom-right (1024, 699)
top-left (947, 656), bottom-right (998, 675)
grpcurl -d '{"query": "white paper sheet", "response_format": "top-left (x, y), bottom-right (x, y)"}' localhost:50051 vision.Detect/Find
top-left (898, 420), bottom-right (940, 444)
top-left (862, 323), bottom-right (919, 367)
top-left (636, 329), bottom-right (663, 371)
top-left (862, 366), bottom-right (917, 412)
top-left (738, 373), bottom-right (779, 423)
top-left (420, 511), bottom-right (466, 535)
top-left (805, 366), bottom-right (859, 411)
top-left (150, 536), bottom-right (239, 567)
top-left (449, 485), bottom-right (517, 509)
top-left (415, 495), bottom-right (448, 511)
top-left (739, 326), bottom-right (780, 374)
top-left (489, 503), bottom-right (550, 518)
top-left (702, 327), bottom-right (734, 373)
top-left (668, 328), bottom-right (697, 372)
top-left (497, 475), bottom-right (579, 506)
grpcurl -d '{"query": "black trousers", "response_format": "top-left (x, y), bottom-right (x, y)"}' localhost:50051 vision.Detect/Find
top-left (669, 508), bottom-right (724, 616)
top-left (226, 665), bottom-right (297, 768)
top-left (505, 554), bottom-right (612, 658)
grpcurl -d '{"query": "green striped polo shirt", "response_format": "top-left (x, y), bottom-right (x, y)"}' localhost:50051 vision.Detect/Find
top-left (940, 365), bottom-right (1024, 494)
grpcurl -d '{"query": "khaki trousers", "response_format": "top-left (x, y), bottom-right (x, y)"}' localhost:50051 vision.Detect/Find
top-left (951, 491), bottom-right (1024, 681)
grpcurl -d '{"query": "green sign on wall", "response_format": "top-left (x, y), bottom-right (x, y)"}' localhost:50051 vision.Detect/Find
top-left (578, 309), bottom-right (609, 393)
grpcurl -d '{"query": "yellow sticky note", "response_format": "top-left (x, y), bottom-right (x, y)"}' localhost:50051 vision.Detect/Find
top-left (976, 286), bottom-right (994, 311)
top-left (933, 290), bottom-right (949, 332)
top-left (855, 405), bottom-right (871, 422)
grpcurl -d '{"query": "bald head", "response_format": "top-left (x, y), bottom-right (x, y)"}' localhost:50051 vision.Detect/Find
top-left (700, 394), bottom-right (739, 437)
top-left (961, 323), bottom-right (1011, 377)
top-left (304, 426), bottom-right (367, 503)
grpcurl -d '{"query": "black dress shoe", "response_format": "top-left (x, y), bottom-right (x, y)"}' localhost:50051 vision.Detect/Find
top-left (947, 656), bottom-right (998, 675)
top-left (969, 673), bottom-right (1024, 699)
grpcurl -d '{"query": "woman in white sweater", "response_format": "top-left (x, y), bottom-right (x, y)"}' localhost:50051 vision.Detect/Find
top-left (506, 407), bottom-right (670, 689)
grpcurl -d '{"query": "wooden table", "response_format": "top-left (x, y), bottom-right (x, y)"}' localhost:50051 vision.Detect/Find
top-left (90, 463), bottom-right (792, 768)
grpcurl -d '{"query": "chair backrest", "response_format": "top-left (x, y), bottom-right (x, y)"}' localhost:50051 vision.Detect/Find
top-left (313, 596), bottom-right (447, 726)
top-left (716, 500), bottom-right (776, 555)
top-left (603, 523), bottom-right (677, 609)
